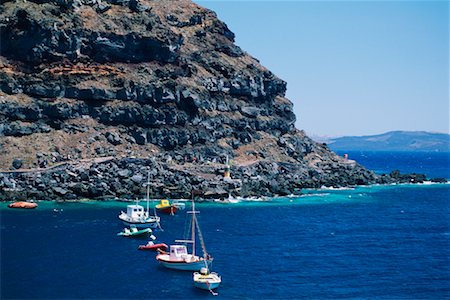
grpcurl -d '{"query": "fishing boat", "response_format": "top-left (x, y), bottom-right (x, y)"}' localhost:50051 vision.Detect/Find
top-left (118, 172), bottom-right (160, 229)
top-left (8, 201), bottom-right (38, 209)
top-left (138, 241), bottom-right (168, 251)
top-left (155, 199), bottom-right (185, 215)
top-left (193, 267), bottom-right (222, 292)
top-left (155, 192), bottom-right (213, 271)
top-left (118, 203), bottom-right (160, 228)
top-left (117, 226), bottom-right (155, 238)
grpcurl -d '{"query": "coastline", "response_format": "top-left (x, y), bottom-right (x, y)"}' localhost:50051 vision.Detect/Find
top-left (1, 181), bottom-right (448, 208)
top-left (0, 152), bottom-right (437, 202)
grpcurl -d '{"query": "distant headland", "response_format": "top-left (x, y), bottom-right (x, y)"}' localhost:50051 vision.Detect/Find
top-left (316, 131), bottom-right (450, 153)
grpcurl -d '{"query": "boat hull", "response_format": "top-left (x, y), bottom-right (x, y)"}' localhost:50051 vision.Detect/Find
top-left (8, 202), bottom-right (38, 209)
top-left (118, 228), bottom-right (152, 237)
top-left (138, 243), bottom-right (168, 251)
top-left (119, 216), bottom-right (159, 229)
top-left (194, 281), bottom-right (221, 290)
top-left (156, 255), bottom-right (212, 271)
top-left (156, 206), bottom-right (178, 215)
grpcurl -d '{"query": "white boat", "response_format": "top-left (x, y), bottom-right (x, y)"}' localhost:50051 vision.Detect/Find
top-left (118, 203), bottom-right (160, 229)
top-left (173, 200), bottom-right (186, 211)
top-left (193, 267), bottom-right (221, 292)
top-left (118, 172), bottom-right (160, 229)
top-left (156, 192), bottom-right (213, 271)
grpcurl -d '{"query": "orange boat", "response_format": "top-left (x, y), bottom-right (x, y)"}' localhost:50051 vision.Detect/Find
top-left (8, 201), bottom-right (38, 209)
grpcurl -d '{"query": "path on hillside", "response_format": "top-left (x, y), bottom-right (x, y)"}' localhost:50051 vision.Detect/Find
top-left (0, 156), bottom-right (115, 174)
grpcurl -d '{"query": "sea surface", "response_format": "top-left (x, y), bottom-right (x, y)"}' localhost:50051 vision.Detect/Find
top-left (336, 150), bottom-right (450, 179)
top-left (1, 151), bottom-right (449, 299)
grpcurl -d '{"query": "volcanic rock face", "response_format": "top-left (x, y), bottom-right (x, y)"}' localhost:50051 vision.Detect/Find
top-left (0, 0), bottom-right (397, 200)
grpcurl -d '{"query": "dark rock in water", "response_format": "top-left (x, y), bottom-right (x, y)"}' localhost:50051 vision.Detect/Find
top-left (389, 170), bottom-right (426, 184)
top-left (430, 177), bottom-right (447, 183)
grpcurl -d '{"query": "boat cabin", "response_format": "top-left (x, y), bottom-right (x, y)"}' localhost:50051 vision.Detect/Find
top-left (200, 267), bottom-right (209, 275)
top-left (126, 204), bottom-right (146, 219)
top-left (169, 245), bottom-right (188, 261)
top-left (159, 199), bottom-right (171, 208)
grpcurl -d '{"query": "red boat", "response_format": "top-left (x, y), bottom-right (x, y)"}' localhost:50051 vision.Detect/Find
top-left (8, 201), bottom-right (38, 209)
top-left (155, 199), bottom-right (183, 215)
top-left (138, 242), bottom-right (168, 251)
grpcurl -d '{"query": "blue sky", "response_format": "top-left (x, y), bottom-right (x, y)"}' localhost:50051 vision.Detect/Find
top-left (196, 1), bottom-right (449, 137)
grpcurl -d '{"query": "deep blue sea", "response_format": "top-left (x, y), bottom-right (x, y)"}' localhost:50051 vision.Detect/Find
top-left (1, 152), bottom-right (449, 299)
top-left (336, 151), bottom-right (450, 179)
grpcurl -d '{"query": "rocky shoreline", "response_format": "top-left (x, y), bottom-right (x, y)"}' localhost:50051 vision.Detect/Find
top-left (0, 154), bottom-right (431, 201)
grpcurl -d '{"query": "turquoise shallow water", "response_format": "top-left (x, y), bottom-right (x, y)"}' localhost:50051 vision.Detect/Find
top-left (1, 151), bottom-right (449, 299)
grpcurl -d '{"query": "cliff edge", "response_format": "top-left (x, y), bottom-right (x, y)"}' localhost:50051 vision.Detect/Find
top-left (0, 0), bottom-right (412, 200)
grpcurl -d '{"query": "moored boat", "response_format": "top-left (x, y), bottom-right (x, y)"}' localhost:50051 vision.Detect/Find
top-left (156, 245), bottom-right (212, 271)
top-left (118, 172), bottom-right (160, 228)
top-left (117, 226), bottom-right (155, 237)
top-left (8, 201), bottom-right (38, 209)
top-left (155, 191), bottom-right (213, 271)
top-left (118, 203), bottom-right (160, 229)
top-left (193, 267), bottom-right (221, 292)
top-left (138, 242), bottom-right (168, 251)
top-left (155, 199), bottom-right (179, 215)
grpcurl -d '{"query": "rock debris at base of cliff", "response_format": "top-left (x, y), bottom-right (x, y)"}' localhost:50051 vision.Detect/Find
top-left (0, 0), bottom-right (425, 200)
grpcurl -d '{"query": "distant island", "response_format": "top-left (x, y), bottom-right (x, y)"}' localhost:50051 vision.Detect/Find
top-left (321, 131), bottom-right (450, 152)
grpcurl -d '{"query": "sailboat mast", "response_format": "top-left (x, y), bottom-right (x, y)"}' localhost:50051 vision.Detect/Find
top-left (191, 192), bottom-right (196, 257)
top-left (146, 171), bottom-right (150, 215)
top-left (194, 214), bottom-right (208, 259)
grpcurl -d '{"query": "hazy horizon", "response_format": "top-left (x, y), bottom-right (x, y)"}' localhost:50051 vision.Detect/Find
top-left (308, 129), bottom-right (450, 140)
top-left (197, 1), bottom-right (449, 137)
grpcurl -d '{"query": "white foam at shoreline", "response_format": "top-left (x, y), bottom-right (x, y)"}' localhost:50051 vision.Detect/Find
top-left (235, 196), bottom-right (267, 202)
top-left (319, 186), bottom-right (355, 191)
top-left (300, 193), bottom-right (331, 198)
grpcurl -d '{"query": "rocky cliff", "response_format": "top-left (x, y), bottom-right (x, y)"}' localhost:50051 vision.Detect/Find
top-left (0, 0), bottom-right (416, 200)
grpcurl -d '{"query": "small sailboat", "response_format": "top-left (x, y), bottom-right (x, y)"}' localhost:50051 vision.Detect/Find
top-left (193, 267), bottom-right (221, 294)
top-left (117, 226), bottom-right (155, 238)
top-left (155, 192), bottom-right (213, 271)
top-left (118, 172), bottom-right (160, 228)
